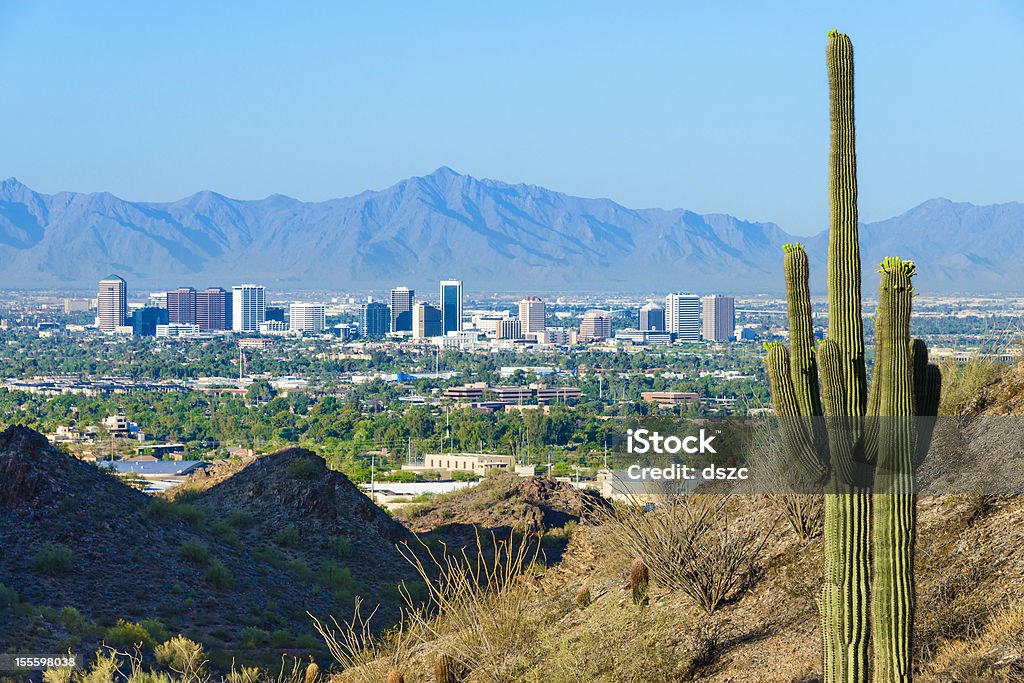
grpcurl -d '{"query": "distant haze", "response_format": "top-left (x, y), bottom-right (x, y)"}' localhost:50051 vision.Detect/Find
top-left (1, 3), bottom-right (1023, 233)
top-left (1, 169), bottom-right (1021, 294)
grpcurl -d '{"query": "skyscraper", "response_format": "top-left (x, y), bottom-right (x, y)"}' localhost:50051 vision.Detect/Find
top-left (359, 302), bottom-right (390, 337)
top-left (412, 303), bottom-right (442, 339)
top-left (665, 293), bottom-right (700, 342)
top-left (440, 279), bottom-right (463, 334)
top-left (166, 287), bottom-right (197, 325)
top-left (639, 301), bottom-right (665, 331)
top-left (390, 287), bottom-right (415, 332)
top-left (518, 296), bottom-right (546, 334)
top-left (497, 318), bottom-right (523, 340)
top-left (131, 307), bottom-right (168, 336)
top-left (97, 275), bottom-right (127, 331)
top-left (232, 285), bottom-right (266, 332)
top-left (196, 288), bottom-right (229, 330)
top-left (289, 303), bottom-right (326, 334)
top-left (579, 311), bottom-right (612, 341)
top-left (701, 295), bottom-right (736, 341)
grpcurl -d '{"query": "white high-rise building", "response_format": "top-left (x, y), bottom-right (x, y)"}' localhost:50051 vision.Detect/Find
top-left (518, 297), bottom-right (546, 334)
top-left (97, 275), bottom-right (127, 331)
top-left (665, 293), bottom-right (700, 342)
top-left (701, 295), bottom-right (735, 341)
top-left (232, 285), bottom-right (266, 332)
top-left (289, 303), bottom-right (326, 334)
top-left (439, 279), bottom-right (463, 334)
top-left (390, 287), bottom-right (415, 332)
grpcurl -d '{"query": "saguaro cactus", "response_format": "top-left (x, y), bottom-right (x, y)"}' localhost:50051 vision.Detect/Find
top-left (765, 31), bottom-right (941, 683)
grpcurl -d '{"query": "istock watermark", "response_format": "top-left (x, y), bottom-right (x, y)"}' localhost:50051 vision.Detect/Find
top-left (625, 428), bottom-right (717, 455)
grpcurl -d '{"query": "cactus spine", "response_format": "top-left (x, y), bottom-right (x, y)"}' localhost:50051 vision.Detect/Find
top-left (765, 31), bottom-right (941, 683)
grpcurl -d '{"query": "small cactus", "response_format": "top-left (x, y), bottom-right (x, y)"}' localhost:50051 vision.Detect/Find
top-left (630, 558), bottom-right (649, 606)
top-left (386, 670), bottom-right (406, 683)
top-left (434, 653), bottom-right (463, 683)
top-left (303, 661), bottom-right (319, 683)
top-left (574, 584), bottom-right (592, 608)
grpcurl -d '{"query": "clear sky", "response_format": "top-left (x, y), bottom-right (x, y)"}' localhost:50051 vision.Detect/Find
top-left (1, 1), bottom-right (1021, 235)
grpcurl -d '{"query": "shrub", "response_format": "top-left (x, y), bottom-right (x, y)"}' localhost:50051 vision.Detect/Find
top-left (225, 509), bottom-right (255, 529)
top-left (0, 583), bottom-right (19, 608)
top-left (211, 520), bottom-right (239, 545)
top-left (321, 561), bottom-right (355, 592)
top-left (270, 629), bottom-right (291, 648)
top-left (105, 618), bottom-right (157, 650)
top-left (328, 534), bottom-right (352, 557)
top-left (274, 526), bottom-right (301, 547)
top-left (146, 499), bottom-right (205, 527)
top-left (239, 626), bottom-right (270, 649)
top-left (204, 559), bottom-right (234, 591)
top-left (603, 496), bottom-right (770, 614)
top-left (32, 543), bottom-right (73, 575)
top-left (225, 666), bottom-right (262, 683)
top-left (155, 635), bottom-right (207, 677)
top-left (179, 539), bottom-right (212, 565)
top-left (140, 619), bottom-right (170, 645)
top-left (287, 457), bottom-right (319, 480)
top-left (287, 559), bottom-right (314, 581)
top-left (58, 606), bottom-right (88, 633)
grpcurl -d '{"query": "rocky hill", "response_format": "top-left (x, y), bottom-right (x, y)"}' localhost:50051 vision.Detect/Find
top-left (0, 430), bottom-right (417, 670)
top-left (395, 472), bottom-right (610, 562)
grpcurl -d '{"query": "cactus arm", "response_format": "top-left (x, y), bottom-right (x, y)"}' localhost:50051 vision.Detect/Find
top-left (912, 339), bottom-right (941, 418)
top-left (826, 30), bottom-right (868, 417)
top-left (765, 342), bottom-right (830, 481)
top-left (784, 244), bottom-right (823, 417)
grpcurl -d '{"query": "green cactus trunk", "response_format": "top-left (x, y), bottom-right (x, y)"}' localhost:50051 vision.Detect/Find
top-left (823, 31), bottom-right (871, 683)
top-left (871, 260), bottom-right (919, 682)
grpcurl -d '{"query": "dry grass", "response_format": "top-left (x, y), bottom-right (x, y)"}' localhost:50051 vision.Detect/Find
top-left (925, 603), bottom-right (1024, 682)
top-left (310, 598), bottom-right (412, 683)
top-left (395, 530), bottom-right (545, 681)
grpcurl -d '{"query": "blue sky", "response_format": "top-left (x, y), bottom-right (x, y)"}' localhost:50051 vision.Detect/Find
top-left (1, 1), bottom-right (1021, 235)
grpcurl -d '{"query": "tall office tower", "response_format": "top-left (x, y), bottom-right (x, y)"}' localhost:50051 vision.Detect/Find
top-left (412, 303), bottom-right (443, 339)
top-left (639, 301), bottom-right (666, 331)
top-left (196, 288), bottom-right (229, 330)
top-left (390, 286), bottom-right (415, 332)
top-left (289, 303), bottom-right (326, 334)
top-left (439, 279), bottom-right (463, 334)
top-left (579, 310), bottom-right (612, 341)
top-left (166, 287), bottom-right (197, 324)
top-left (665, 293), bottom-right (701, 342)
top-left (97, 275), bottom-right (128, 331)
top-left (701, 294), bottom-right (736, 341)
top-left (232, 285), bottom-right (266, 332)
top-left (496, 318), bottom-right (523, 340)
top-left (359, 302), bottom-right (391, 337)
top-left (518, 296), bottom-right (546, 334)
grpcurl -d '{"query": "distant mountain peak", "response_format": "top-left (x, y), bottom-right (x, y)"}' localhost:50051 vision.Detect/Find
top-left (0, 173), bottom-right (1020, 293)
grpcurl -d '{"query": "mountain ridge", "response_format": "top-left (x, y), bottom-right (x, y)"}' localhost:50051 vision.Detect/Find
top-left (1, 169), bottom-right (1021, 293)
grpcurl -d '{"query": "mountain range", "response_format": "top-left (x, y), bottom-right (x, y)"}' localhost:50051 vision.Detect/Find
top-left (0, 168), bottom-right (1020, 293)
